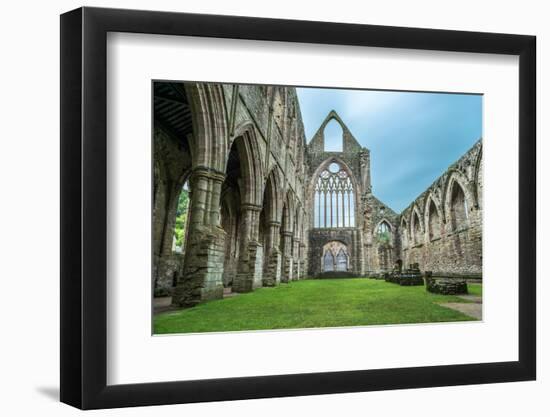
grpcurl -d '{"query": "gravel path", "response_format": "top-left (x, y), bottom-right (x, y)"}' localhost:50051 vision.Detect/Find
top-left (440, 302), bottom-right (482, 320)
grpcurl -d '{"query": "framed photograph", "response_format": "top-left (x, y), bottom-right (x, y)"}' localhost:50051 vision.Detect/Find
top-left (60, 6), bottom-right (536, 409)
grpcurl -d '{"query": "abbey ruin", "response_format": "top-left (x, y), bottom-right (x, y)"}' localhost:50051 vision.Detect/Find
top-left (153, 82), bottom-right (482, 307)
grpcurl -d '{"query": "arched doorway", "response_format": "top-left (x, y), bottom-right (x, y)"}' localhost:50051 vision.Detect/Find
top-left (321, 241), bottom-right (350, 273)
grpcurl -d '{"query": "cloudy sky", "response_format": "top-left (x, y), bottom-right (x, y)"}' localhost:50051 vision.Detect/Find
top-left (296, 87), bottom-right (482, 213)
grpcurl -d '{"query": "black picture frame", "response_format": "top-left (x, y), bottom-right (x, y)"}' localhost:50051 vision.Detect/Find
top-left (60, 6), bottom-right (536, 410)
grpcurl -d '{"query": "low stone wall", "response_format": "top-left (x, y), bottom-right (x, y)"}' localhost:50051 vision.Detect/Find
top-left (424, 272), bottom-right (468, 295)
top-left (385, 264), bottom-right (424, 286)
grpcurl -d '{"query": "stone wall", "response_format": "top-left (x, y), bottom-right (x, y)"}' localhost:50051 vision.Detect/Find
top-left (305, 111), bottom-right (368, 277)
top-left (397, 140), bottom-right (483, 277)
top-left (154, 82), bottom-right (311, 307)
top-left (305, 110), bottom-right (482, 280)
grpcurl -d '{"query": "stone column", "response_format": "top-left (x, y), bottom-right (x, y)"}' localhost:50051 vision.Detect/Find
top-left (280, 231), bottom-right (293, 283)
top-left (262, 221), bottom-right (281, 286)
top-left (173, 168), bottom-right (226, 307)
top-left (292, 237), bottom-right (301, 280)
top-left (233, 203), bottom-right (263, 293)
top-left (299, 242), bottom-right (307, 279)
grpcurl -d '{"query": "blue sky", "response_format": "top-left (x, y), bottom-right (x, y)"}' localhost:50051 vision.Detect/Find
top-left (296, 88), bottom-right (482, 213)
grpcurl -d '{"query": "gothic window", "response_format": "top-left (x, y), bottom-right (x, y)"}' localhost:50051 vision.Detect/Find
top-left (314, 162), bottom-right (355, 228)
top-left (400, 219), bottom-right (408, 248)
top-left (324, 119), bottom-right (343, 152)
top-left (428, 199), bottom-right (441, 240)
top-left (336, 249), bottom-right (348, 271)
top-left (323, 251), bottom-right (334, 272)
top-left (376, 221), bottom-right (392, 245)
top-left (322, 241), bottom-right (349, 272)
top-left (377, 221), bottom-right (391, 235)
top-left (450, 181), bottom-right (469, 230)
top-left (412, 211), bottom-right (422, 244)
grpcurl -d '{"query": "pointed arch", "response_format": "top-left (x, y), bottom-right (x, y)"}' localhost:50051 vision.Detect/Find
top-left (323, 251), bottom-right (335, 272)
top-left (400, 216), bottom-right (409, 249)
top-left (424, 193), bottom-right (442, 240)
top-left (335, 248), bottom-right (349, 271)
top-left (323, 118), bottom-right (344, 152)
top-left (442, 169), bottom-right (475, 224)
top-left (321, 240), bottom-right (349, 272)
top-left (310, 157), bottom-right (359, 229)
top-left (410, 205), bottom-right (424, 245)
top-left (374, 218), bottom-right (394, 233)
top-left (261, 165), bottom-right (284, 223)
top-left (281, 189), bottom-right (296, 232)
top-left (447, 179), bottom-right (470, 231)
top-left (230, 122), bottom-right (265, 206)
top-left (185, 83), bottom-right (229, 172)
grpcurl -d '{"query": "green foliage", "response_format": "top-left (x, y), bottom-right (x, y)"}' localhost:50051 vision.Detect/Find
top-left (154, 278), bottom-right (479, 334)
top-left (377, 230), bottom-right (391, 245)
top-left (174, 189), bottom-right (189, 248)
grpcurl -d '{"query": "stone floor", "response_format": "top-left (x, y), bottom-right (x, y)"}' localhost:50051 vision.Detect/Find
top-left (440, 296), bottom-right (482, 320)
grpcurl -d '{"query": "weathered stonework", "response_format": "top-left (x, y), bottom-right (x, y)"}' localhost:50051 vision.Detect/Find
top-left (425, 272), bottom-right (469, 295)
top-left (397, 140), bottom-right (483, 278)
top-left (153, 81), bottom-right (483, 308)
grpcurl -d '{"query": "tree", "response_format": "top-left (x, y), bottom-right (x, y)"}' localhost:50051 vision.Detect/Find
top-left (174, 188), bottom-right (189, 248)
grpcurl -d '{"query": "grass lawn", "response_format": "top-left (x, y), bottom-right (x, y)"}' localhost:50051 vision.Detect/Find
top-left (154, 278), bottom-right (480, 334)
top-left (467, 283), bottom-right (483, 296)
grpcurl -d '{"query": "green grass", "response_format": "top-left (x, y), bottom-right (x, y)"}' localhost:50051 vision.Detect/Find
top-left (467, 283), bottom-right (483, 296)
top-left (154, 278), bottom-right (480, 334)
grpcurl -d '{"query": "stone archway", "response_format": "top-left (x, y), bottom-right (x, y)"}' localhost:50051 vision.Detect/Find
top-left (152, 82), bottom-right (194, 296)
top-left (321, 241), bottom-right (350, 273)
top-left (259, 167), bottom-right (284, 286)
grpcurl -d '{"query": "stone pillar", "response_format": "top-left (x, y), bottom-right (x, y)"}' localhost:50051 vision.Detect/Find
top-left (173, 168), bottom-right (226, 307)
top-left (263, 221), bottom-right (281, 286)
top-left (292, 237), bottom-right (301, 280)
top-left (299, 242), bottom-right (307, 279)
top-left (280, 231), bottom-right (293, 283)
top-left (233, 203), bottom-right (263, 293)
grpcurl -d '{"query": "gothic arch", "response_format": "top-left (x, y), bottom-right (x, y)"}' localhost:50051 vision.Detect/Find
top-left (309, 156), bottom-right (359, 192)
top-left (309, 156), bottom-right (360, 229)
top-left (315, 111), bottom-right (349, 144)
top-left (230, 122), bottom-right (265, 207)
top-left (321, 240), bottom-right (350, 272)
top-left (447, 179), bottom-right (470, 231)
top-left (410, 205), bottom-right (424, 245)
top-left (281, 190), bottom-right (296, 232)
top-left (261, 165), bottom-right (285, 223)
top-left (424, 193), bottom-right (443, 240)
top-left (323, 118), bottom-right (344, 151)
top-left (185, 83), bottom-right (229, 172)
top-left (374, 218), bottom-right (394, 233)
top-left (442, 170), bottom-right (475, 225)
top-left (400, 217), bottom-right (409, 249)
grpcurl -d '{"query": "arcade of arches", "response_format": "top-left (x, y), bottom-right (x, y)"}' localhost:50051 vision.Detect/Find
top-left (153, 82), bottom-right (483, 308)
